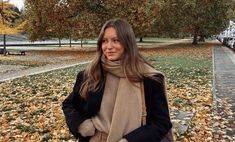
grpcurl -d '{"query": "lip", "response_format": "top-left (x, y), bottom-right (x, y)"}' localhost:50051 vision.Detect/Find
top-left (106, 52), bottom-right (116, 55)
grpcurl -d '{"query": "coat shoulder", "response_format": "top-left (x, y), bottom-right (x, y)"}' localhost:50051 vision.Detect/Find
top-left (144, 72), bottom-right (165, 84)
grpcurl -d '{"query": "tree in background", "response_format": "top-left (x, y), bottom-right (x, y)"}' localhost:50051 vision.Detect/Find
top-left (154, 0), bottom-right (233, 44)
top-left (23, 0), bottom-right (159, 42)
top-left (197, 0), bottom-right (232, 42)
top-left (48, 0), bottom-right (71, 46)
top-left (67, 0), bottom-right (102, 46)
top-left (0, 0), bottom-right (22, 56)
top-left (184, 0), bottom-right (232, 44)
top-left (154, 0), bottom-right (186, 37)
top-left (23, 0), bottom-right (234, 44)
top-left (88, 0), bottom-right (159, 42)
top-left (24, 0), bottom-right (50, 41)
top-left (0, 0), bottom-right (22, 33)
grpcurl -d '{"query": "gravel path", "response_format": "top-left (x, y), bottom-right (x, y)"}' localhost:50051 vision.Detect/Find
top-left (0, 64), bottom-right (28, 73)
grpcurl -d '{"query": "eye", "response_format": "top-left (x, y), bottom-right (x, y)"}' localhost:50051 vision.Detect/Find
top-left (113, 38), bottom-right (119, 43)
top-left (102, 39), bottom-right (107, 43)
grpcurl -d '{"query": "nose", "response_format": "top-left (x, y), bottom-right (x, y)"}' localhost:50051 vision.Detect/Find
top-left (106, 41), bottom-right (113, 50)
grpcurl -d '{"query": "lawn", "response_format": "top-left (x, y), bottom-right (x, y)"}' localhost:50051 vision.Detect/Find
top-left (0, 42), bottom-right (214, 141)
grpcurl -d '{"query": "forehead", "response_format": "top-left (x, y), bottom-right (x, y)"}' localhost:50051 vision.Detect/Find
top-left (103, 27), bottom-right (117, 37)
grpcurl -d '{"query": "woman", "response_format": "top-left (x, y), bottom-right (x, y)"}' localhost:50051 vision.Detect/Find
top-left (62, 18), bottom-right (172, 142)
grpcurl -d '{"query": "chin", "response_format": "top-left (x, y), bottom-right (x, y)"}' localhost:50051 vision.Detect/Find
top-left (108, 57), bottom-right (118, 61)
top-left (107, 56), bottom-right (115, 60)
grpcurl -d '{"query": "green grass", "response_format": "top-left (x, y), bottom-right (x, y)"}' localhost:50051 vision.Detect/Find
top-left (153, 56), bottom-right (212, 82)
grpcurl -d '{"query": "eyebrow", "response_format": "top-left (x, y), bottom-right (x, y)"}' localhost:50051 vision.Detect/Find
top-left (102, 36), bottom-right (118, 39)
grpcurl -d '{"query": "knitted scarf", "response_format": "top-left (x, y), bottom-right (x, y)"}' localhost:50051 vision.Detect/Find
top-left (98, 56), bottom-right (159, 142)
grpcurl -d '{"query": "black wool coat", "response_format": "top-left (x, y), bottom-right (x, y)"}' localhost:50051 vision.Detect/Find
top-left (62, 71), bottom-right (172, 142)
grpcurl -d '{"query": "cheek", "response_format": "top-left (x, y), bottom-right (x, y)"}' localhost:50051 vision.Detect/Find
top-left (101, 45), bottom-right (106, 53)
top-left (119, 49), bottom-right (124, 56)
top-left (119, 46), bottom-right (125, 55)
top-left (101, 46), bottom-right (109, 58)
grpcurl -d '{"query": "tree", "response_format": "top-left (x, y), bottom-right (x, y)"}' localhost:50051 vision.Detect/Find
top-left (48, 0), bottom-right (71, 46)
top-left (1, 0), bottom-right (22, 33)
top-left (154, 0), bottom-right (186, 37)
top-left (0, 0), bottom-right (22, 55)
top-left (24, 0), bottom-right (51, 41)
top-left (67, 0), bottom-right (102, 47)
top-left (24, 0), bottom-right (87, 45)
top-left (185, 0), bottom-right (232, 44)
top-left (154, 0), bottom-right (233, 44)
top-left (24, 0), bottom-right (159, 43)
top-left (88, 0), bottom-right (159, 41)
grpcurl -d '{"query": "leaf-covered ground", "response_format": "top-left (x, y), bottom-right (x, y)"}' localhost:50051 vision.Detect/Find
top-left (0, 49), bottom-right (95, 67)
top-left (0, 42), bottom-right (214, 141)
top-left (141, 43), bottom-right (213, 141)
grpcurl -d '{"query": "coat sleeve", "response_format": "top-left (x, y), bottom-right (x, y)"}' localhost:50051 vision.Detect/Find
top-left (62, 71), bottom-right (88, 140)
top-left (124, 74), bottom-right (172, 142)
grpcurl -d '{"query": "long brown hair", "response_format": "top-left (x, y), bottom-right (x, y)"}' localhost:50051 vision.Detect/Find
top-left (80, 18), bottom-right (152, 98)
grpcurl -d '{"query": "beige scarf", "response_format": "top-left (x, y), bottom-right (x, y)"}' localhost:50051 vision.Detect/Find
top-left (92, 57), bottom-right (159, 142)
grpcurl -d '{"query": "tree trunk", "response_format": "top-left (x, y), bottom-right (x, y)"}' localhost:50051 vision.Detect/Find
top-left (198, 31), bottom-right (205, 42)
top-left (139, 37), bottom-right (143, 42)
top-left (198, 35), bottom-right (205, 42)
top-left (59, 38), bottom-right (61, 47)
top-left (69, 35), bottom-right (72, 47)
top-left (192, 35), bottom-right (197, 45)
top-left (192, 27), bottom-right (199, 45)
top-left (3, 34), bottom-right (6, 56)
top-left (81, 38), bottom-right (83, 48)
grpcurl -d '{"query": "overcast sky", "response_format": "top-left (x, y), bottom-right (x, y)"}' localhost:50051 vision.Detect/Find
top-left (7, 0), bottom-right (25, 10)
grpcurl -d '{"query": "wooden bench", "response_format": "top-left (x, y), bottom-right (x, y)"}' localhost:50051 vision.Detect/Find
top-left (7, 50), bottom-right (26, 55)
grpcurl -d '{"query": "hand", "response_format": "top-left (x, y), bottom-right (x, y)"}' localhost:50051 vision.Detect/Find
top-left (119, 138), bottom-right (128, 142)
top-left (78, 119), bottom-right (96, 137)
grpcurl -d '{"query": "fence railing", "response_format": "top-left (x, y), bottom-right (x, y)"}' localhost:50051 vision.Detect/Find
top-left (0, 34), bottom-right (96, 47)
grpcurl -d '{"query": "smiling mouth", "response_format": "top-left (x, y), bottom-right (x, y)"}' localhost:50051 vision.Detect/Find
top-left (107, 52), bottom-right (115, 55)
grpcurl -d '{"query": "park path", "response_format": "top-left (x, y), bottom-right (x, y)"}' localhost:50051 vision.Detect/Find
top-left (0, 61), bottom-right (90, 82)
top-left (213, 46), bottom-right (235, 141)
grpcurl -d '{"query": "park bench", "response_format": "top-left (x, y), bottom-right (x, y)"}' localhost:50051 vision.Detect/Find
top-left (7, 50), bottom-right (26, 55)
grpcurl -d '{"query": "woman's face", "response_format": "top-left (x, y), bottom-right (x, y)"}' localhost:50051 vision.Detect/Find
top-left (102, 27), bottom-right (124, 61)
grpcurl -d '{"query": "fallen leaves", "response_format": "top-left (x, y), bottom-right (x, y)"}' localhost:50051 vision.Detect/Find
top-left (141, 43), bottom-right (214, 141)
top-left (0, 65), bottom-right (86, 141)
top-left (0, 42), bottom-right (216, 141)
